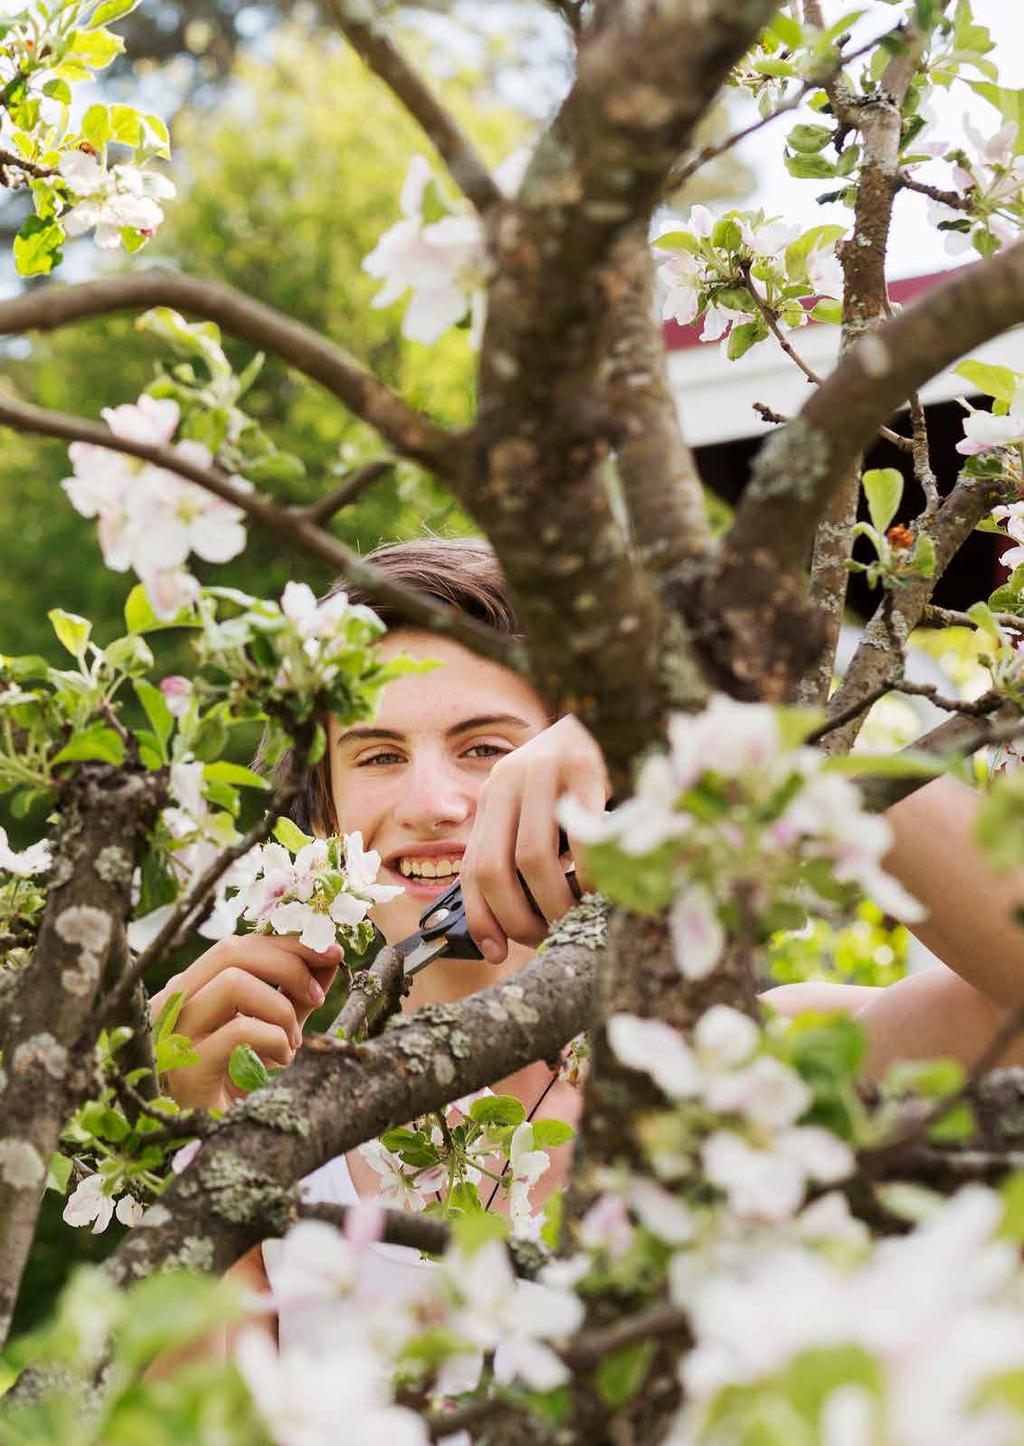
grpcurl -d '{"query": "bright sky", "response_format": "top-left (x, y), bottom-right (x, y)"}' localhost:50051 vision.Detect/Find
top-left (742, 0), bottom-right (1024, 277)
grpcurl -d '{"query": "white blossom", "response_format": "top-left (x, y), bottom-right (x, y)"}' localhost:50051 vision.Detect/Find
top-left (59, 149), bottom-right (175, 250)
top-left (449, 1240), bottom-right (584, 1392)
top-left (508, 1121), bottom-right (550, 1233)
top-left (236, 1328), bottom-right (426, 1446)
top-left (958, 388), bottom-right (1024, 457)
top-left (62, 1173), bottom-right (117, 1233)
top-left (702, 1054), bottom-right (811, 1131)
top-left (0, 825), bottom-right (51, 877)
top-left (670, 883), bottom-right (725, 980)
top-left (693, 1005), bottom-right (759, 1072)
top-left (605, 1013), bottom-right (702, 1099)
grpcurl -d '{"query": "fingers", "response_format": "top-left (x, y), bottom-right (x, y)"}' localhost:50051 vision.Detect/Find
top-left (463, 763), bottom-right (546, 962)
top-left (514, 756), bottom-right (578, 928)
top-left (562, 765), bottom-right (610, 893)
top-left (161, 935), bottom-right (341, 1021)
top-left (198, 1015), bottom-right (297, 1081)
top-left (177, 968), bottom-right (304, 1050)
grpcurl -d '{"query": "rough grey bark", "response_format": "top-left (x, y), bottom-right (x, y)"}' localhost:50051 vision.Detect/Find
top-left (0, 764), bottom-right (164, 1344)
top-left (105, 923), bottom-right (602, 1287)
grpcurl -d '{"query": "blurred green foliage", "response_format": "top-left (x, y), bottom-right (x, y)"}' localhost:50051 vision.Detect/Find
top-left (767, 900), bottom-right (910, 990)
top-left (0, 23), bottom-right (528, 664)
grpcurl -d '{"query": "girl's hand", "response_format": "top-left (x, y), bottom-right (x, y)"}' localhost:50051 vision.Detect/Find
top-left (460, 714), bottom-right (609, 962)
top-left (148, 935), bottom-right (341, 1111)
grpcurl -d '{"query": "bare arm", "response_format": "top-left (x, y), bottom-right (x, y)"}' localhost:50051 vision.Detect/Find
top-left (883, 774), bottom-right (1024, 1009)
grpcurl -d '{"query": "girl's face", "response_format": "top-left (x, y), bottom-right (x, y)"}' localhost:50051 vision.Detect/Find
top-left (327, 630), bottom-right (550, 945)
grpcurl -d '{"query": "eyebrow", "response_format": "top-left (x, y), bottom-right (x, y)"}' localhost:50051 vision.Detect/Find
top-left (335, 714), bottom-right (534, 747)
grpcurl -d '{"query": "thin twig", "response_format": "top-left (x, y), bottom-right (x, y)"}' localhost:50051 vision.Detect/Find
top-left (896, 173), bottom-right (971, 210)
top-left (319, 0), bottom-right (501, 214)
top-left (302, 459), bottom-right (395, 526)
top-left (0, 392), bottom-right (520, 671)
top-left (326, 941), bottom-right (407, 1043)
top-left (742, 266), bottom-right (914, 453)
top-left (908, 391), bottom-right (940, 515)
top-left (563, 1301), bottom-right (688, 1367)
top-left (922, 603), bottom-right (1024, 634)
top-left (806, 681), bottom-right (893, 744)
top-left (0, 149), bottom-right (55, 180)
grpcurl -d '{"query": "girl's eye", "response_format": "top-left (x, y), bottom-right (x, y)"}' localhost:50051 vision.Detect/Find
top-left (464, 743), bottom-right (509, 760)
top-left (357, 750), bottom-right (405, 767)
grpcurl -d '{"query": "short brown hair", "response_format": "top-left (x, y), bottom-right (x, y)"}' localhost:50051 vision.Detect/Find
top-left (287, 537), bottom-right (519, 833)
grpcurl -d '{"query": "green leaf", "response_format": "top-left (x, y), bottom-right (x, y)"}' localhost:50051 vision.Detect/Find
top-left (726, 320), bottom-right (766, 361)
top-left (767, 13), bottom-right (803, 48)
top-left (810, 298), bottom-right (842, 324)
top-left (143, 112), bottom-right (171, 157)
top-left (48, 608), bottom-right (92, 660)
top-left (52, 724), bottom-right (125, 767)
top-left (45, 1152), bottom-right (73, 1196)
top-left (968, 82), bottom-right (1024, 152)
top-left (228, 1043), bottom-right (269, 1093)
top-left (999, 1171), bottom-right (1024, 1242)
top-left (154, 992), bottom-right (186, 1044)
top-left (133, 679), bottom-right (174, 755)
top-left (123, 581), bottom-right (199, 633)
top-left (204, 761), bottom-right (270, 791)
top-left (273, 816), bottom-right (314, 854)
top-left (470, 1094), bottom-right (526, 1127)
top-left (824, 749), bottom-right (947, 779)
top-left (43, 79), bottom-right (72, 104)
top-left (89, 0), bottom-right (141, 26)
top-left (13, 215), bottom-right (64, 277)
top-left (243, 452), bottom-right (307, 486)
top-left (530, 1119), bottom-right (576, 1148)
top-left (785, 151), bottom-right (836, 179)
top-left (788, 123), bottom-right (833, 154)
top-left (450, 1209), bottom-right (508, 1255)
top-left (104, 634), bottom-right (154, 678)
top-left (109, 103), bottom-right (142, 145)
top-left (927, 1100), bottom-right (975, 1144)
top-left (954, 358), bottom-right (1019, 404)
top-left (67, 26), bottom-right (125, 69)
top-left (596, 1340), bottom-right (656, 1409)
top-left (862, 467), bottom-right (903, 534)
top-left (81, 102), bottom-right (111, 149)
top-left (135, 308), bottom-right (229, 377)
top-left (909, 533), bottom-right (935, 577)
top-left (884, 1056), bottom-right (964, 1099)
top-left (967, 600), bottom-right (1002, 640)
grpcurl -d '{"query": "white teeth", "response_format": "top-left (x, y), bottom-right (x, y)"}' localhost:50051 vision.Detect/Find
top-left (398, 857), bottom-right (461, 879)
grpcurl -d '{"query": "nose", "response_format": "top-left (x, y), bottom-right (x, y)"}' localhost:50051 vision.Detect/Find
top-left (392, 753), bottom-right (473, 835)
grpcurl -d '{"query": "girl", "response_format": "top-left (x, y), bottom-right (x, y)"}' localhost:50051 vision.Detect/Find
top-left (149, 537), bottom-right (1024, 1330)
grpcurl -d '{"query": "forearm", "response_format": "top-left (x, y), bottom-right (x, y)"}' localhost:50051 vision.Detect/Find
top-left (763, 969), bottom-right (1024, 1081)
top-left (883, 774), bottom-right (1024, 1008)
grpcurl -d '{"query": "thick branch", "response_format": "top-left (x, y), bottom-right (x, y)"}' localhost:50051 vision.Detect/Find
top-left (320, 0), bottom-right (501, 214)
top-left (105, 931), bottom-right (600, 1286)
top-left (0, 765), bottom-right (164, 1347)
top-left (603, 226), bottom-right (712, 579)
top-left (0, 393), bottom-right (519, 671)
top-left (473, 0), bottom-right (777, 767)
top-left (0, 271), bottom-right (467, 484)
top-left (801, 11), bottom-right (945, 707)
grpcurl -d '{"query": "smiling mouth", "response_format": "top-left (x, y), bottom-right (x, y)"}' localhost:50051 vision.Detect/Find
top-left (395, 857), bottom-right (462, 880)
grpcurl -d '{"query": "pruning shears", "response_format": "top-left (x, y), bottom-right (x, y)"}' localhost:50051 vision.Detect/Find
top-left (396, 830), bottom-right (582, 978)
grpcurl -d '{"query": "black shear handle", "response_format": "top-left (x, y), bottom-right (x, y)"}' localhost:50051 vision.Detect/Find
top-left (418, 831), bottom-right (582, 961)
